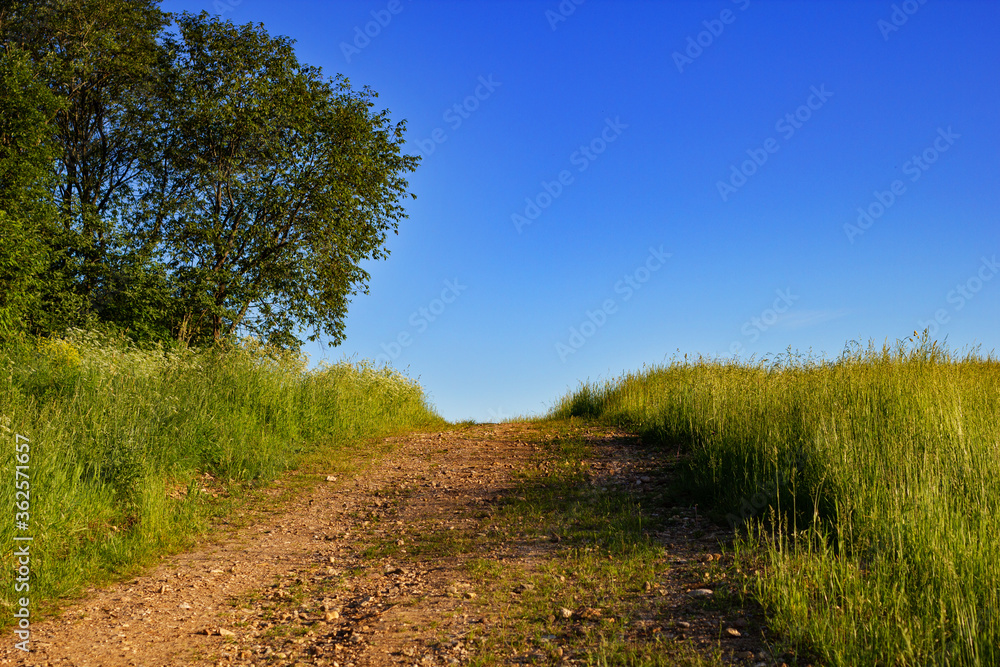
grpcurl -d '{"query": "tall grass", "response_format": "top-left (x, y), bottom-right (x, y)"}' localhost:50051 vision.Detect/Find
top-left (0, 329), bottom-right (442, 624)
top-left (551, 338), bottom-right (1000, 666)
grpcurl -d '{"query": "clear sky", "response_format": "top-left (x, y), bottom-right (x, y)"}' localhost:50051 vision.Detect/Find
top-left (164, 0), bottom-right (999, 422)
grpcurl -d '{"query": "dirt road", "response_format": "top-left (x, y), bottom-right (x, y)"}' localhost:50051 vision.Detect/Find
top-left (4, 422), bottom-right (775, 666)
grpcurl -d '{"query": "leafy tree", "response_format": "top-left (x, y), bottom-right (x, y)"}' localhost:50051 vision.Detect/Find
top-left (142, 13), bottom-right (418, 348)
top-left (2, 4), bottom-right (418, 348)
top-left (1, 0), bottom-right (173, 339)
top-left (0, 46), bottom-right (62, 339)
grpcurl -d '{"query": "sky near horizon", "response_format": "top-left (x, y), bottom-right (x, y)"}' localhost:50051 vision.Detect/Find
top-left (164, 0), bottom-right (1000, 422)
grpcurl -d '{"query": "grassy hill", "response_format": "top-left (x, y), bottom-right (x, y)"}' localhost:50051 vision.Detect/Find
top-left (551, 338), bottom-right (1000, 665)
top-left (0, 329), bottom-right (443, 625)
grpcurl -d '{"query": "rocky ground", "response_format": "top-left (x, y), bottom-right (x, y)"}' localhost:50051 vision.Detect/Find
top-left (3, 421), bottom-right (803, 667)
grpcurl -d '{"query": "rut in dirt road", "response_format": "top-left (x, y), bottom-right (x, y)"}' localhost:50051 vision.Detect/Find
top-left (5, 422), bottom-right (777, 667)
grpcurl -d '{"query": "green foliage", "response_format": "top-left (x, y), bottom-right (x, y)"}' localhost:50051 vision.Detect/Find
top-left (0, 331), bottom-right (443, 624)
top-left (144, 12), bottom-right (417, 347)
top-left (551, 338), bottom-right (1000, 665)
top-left (2, 0), bottom-right (171, 338)
top-left (2, 2), bottom-right (418, 347)
top-left (0, 46), bottom-right (61, 339)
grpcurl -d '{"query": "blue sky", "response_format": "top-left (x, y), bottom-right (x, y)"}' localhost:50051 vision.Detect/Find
top-left (164, 0), bottom-right (999, 422)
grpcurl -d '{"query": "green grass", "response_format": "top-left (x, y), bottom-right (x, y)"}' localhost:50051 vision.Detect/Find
top-left (550, 336), bottom-right (1000, 666)
top-left (0, 328), bottom-right (443, 626)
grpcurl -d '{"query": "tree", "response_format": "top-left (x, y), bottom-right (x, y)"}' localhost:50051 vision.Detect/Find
top-left (143, 13), bottom-right (418, 348)
top-left (0, 45), bottom-right (62, 339)
top-left (1, 0), bottom-right (174, 339)
top-left (1, 4), bottom-right (418, 348)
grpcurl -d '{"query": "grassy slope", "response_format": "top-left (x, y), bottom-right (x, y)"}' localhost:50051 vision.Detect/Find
top-left (0, 330), bottom-right (444, 626)
top-left (550, 340), bottom-right (1000, 666)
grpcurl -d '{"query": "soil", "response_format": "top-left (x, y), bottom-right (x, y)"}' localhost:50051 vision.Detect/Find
top-left (2, 422), bottom-right (780, 667)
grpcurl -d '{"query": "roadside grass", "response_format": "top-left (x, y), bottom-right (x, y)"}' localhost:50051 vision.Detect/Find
top-left (550, 337), bottom-right (1000, 666)
top-left (0, 329), bottom-right (443, 627)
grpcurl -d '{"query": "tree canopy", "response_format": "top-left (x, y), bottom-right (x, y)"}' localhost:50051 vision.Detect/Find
top-left (0, 45), bottom-right (62, 338)
top-left (0, 2), bottom-right (417, 348)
